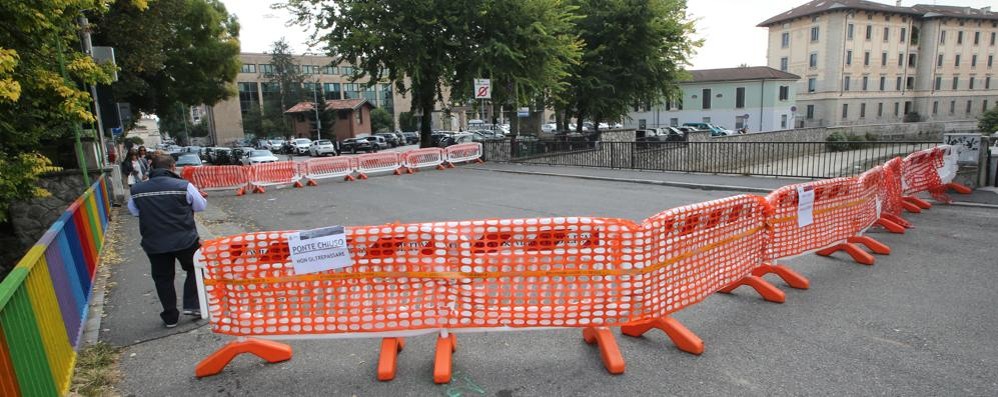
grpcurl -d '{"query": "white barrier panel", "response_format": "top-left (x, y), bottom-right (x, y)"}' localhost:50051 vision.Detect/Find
top-left (248, 161), bottom-right (302, 193)
top-left (355, 152), bottom-right (403, 179)
top-left (445, 143), bottom-right (483, 167)
top-left (185, 165), bottom-right (250, 196)
top-left (402, 148), bottom-right (446, 173)
top-left (303, 156), bottom-right (358, 184)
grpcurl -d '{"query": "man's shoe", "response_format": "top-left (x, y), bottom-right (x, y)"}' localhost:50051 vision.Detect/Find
top-left (165, 320), bottom-right (179, 328)
top-left (183, 309), bottom-right (201, 318)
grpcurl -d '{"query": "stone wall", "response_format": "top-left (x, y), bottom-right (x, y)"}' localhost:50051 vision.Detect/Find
top-left (8, 169), bottom-right (110, 249)
top-left (687, 120), bottom-right (976, 143)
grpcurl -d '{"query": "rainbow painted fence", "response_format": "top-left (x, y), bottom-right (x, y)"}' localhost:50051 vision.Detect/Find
top-left (190, 145), bottom-right (972, 384)
top-left (0, 176), bottom-right (112, 396)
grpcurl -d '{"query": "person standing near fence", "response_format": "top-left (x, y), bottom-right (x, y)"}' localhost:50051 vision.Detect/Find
top-left (127, 153), bottom-right (208, 327)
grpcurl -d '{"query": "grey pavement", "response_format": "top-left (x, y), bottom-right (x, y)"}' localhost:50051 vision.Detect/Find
top-left (102, 166), bottom-right (998, 396)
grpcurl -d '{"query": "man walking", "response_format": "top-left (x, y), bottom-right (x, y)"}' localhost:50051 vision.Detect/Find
top-left (127, 153), bottom-right (207, 327)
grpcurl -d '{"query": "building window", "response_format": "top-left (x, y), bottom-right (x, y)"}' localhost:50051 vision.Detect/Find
top-left (935, 76), bottom-right (942, 90)
top-left (736, 115), bottom-right (748, 129)
top-left (987, 77), bottom-right (992, 89)
top-left (811, 26), bottom-right (820, 42)
top-left (259, 64), bottom-right (274, 75)
top-left (883, 27), bottom-right (889, 42)
top-left (949, 100), bottom-right (955, 114)
top-left (955, 54), bottom-right (961, 67)
top-left (735, 87), bottom-right (745, 108)
top-left (969, 77), bottom-right (975, 89)
top-left (862, 76), bottom-right (868, 91)
top-left (779, 85), bottom-right (789, 101)
top-left (966, 100), bottom-right (972, 114)
top-left (322, 66), bottom-right (338, 75)
top-left (780, 114), bottom-right (788, 128)
top-left (842, 103), bottom-right (849, 119)
top-left (780, 57), bottom-right (788, 71)
top-left (908, 54), bottom-right (917, 67)
top-left (864, 51), bottom-right (870, 66)
top-left (900, 27), bottom-right (907, 43)
top-left (781, 32), bottom-right (790, 48)
top-left (670, 118), bottom-right (679, 127)
top-left (323, 83), bottom-right (341, 100)
top-left (898, 53), bottom-right (904, 67)
top-left (860, 103), bottom-right (866, 118)
top-left (806, 105), bottom-right (814, 120)
top-left (984, 100), bottom-right (989, 113)
top-left (846, 50), bottom-right (853, 65)
top-left (881, 52), bottom-right (888, 66)
top-left (974, 31), bottom-right (980, 45)
top-left (239, 64), bottom-right (256, 73)
top-left (906, 77), bottom-right (914, 90)
top-left (879, 76), bottom-right (886, 91)
top-left (237, 82), bottom-right (259, 114)
top-left (992, 32), bottom-right (997, 46)
top-left (341, 66), bottom-right (354, 76)
top-left (843, 76), bottom-right (851, 91)
top-left (702, 116), bottom-right (711, 123)
top-left (808, 77), bottom-right (816, 92)
top-left (957, 31), bottom-right (963, 45)
top-left (809, 53), bottom-right (818, 68)
top-left (952, 77), bottom-right (959, 90)
top-left (938, 54), bottom-right (944, 67)
top-left (940, 30), bottom-right (946, 44)
top-left (877, 102), bottom-right (884, 117)
top-left (972, 55), bottom-right (978, 68)
top-left (895, 102), bottom-right (900, 116)
top-left (300, 65), bottom-right (319, 74)
top-left (847, 24), bottom-right (854, 40)
top-left (896, 76), bottom-right (903, 91)
top-left (865, 25), bottom-right (872, 40)
top-left (342, 83), bottom-right (361, 99)
top-left (702, 88), bottom-right (711, 109)
top-left (932, 101), bottom-right (938, 115)
top-left (356, 109), bottom-right (363, 124)
top-left (990, 55), bottom-right (994, 68)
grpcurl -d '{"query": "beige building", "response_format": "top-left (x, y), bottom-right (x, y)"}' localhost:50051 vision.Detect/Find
top-left (760, 1), bottom-right (997, 127)
top-left (210, 53), bottom-right (425, 145)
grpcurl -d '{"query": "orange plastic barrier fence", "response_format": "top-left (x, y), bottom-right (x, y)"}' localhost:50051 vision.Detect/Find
top-left (879, 157), bottom-right (914, 230)
top-left (302, 156), bottom-right (358, 184)
top-left (355, 152), bottom-right (404, 179)
top-left (185, 165), bottom-right (249, 196)
top-left (401, 148), bottom-right (446, 173)
top-left (247, 161), bottom-right (303, 193)
top-left (444, 143), bottom-right (484, 168)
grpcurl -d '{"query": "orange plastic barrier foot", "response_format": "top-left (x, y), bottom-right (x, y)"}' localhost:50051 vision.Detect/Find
top-left (195, 338), bottom-right (292, 378)
top-left (475, 158), bottom-right (484, 164)
top-left (434, 333), bottom-right (457, 384)
top-left (620, 316), bottom-right (704, 355)
top-left (306, 179), bottom-right (318, 186)
top-left (393, 168), bottom-right (402, 175)
top-left (357, 173), bottom-right (368, 180)
top-left (436, 164), bottom-right (447, 170)
top-left (847, 236), bottom-right (891, 255)
top-left (293, 181), bottom-right (304, 188)
top-left (344, 174), bottom-right (356, 181)
top-left (815, 243), bottom-right (875, 265)
top-left (901, 200), bottom-right (922, 213)
top-left (751, 262), bottom-right (810, 289)
top-left (581, 327), bottom-right (625, 374)
top-left (903, 196), bottom-right (932, 209)
top-left (377, 337), bottom-right (405, 381)
top-left (882, 213), bottom-right (913, 229)
top-left (946, 183), bottom-right (972, 194)
top-left (252, 185), bottom-right (266, 194)
top-left (875, 217), bottom-right (906, 234)
top-left (404, 167), bottom-right (414, 174)
top-left (718, 275), bottom-right (786, 303)
top-left (235, 187), bottom-right (245, 196)
top-left (445, 162), bottom-right (456, 169)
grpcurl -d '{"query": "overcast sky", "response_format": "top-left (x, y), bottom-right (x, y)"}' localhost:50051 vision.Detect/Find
top-left (222, 0), bottom-right (997, 70)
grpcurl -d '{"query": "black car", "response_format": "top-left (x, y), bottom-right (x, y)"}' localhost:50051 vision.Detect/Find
top-left (401, 132), bottom-right (420, 145)
top-left (340, 137), bottom-right (378, 154)
top-left (374, 132), bottom-right (401, 148)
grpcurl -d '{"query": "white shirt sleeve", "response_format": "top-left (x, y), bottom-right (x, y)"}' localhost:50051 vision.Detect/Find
top-left (127, 197), bottom-right (139, 217)
top-left (187, 182), bottom-right (207, 212)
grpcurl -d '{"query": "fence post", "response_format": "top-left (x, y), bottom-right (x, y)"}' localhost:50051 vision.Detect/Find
top-left (630, 142), bottom-right (635, 169)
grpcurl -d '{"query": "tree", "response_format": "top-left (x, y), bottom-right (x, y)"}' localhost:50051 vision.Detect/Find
top-left (371, 108), bottom-right (394, 132)
top-left (242, 98), bottom-right (286, 138)
top-left (979, 106), bottom-right (998, 133)
top-left (0, 0), bottom-right (128, 222)
top-left (563, 0), bottom-right (700, 133)
top-left (398, 111), bottom-right (418, 132)
top-left (92, 0), bottom-right (240, 118)
top-left (267, 38), bottom-right (308, 134)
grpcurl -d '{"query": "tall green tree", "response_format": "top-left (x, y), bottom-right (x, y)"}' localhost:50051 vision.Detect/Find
top-left (0, 0), bottom-right (132, 222)
top-left (266, 38), bottom-right (308, 134)
top-left (370, 108), bottom-right (394, 132)
top-left (92, 0), bottom-right (240, 118)
top-left (564, 0), bottom-right (699, 133)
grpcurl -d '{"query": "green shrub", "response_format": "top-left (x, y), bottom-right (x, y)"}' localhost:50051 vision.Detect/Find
top-left (825, 131), bottom-right (849, 152)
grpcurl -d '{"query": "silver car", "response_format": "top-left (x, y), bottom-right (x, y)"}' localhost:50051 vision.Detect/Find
top-left (309, 139), bottom-right (337, 156)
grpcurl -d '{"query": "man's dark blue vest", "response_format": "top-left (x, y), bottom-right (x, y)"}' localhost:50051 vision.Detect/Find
top-left (130, 168), bottom-right (199, 254)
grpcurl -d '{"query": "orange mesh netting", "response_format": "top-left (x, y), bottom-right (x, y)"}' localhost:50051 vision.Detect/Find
top-left (855, 166), bottom-right (883, 231)
top-left (303, 156), bottom-right (357, 181)
top-left (356, 152), bottom-right (403, 176)
top-left (185, 165), bottom-right (249, 192)
top-left (248, 161), bottom-right (301, 188)
top-left (881, 157), bottom-right (905, 218)
top-left (402, 148), bottom-right (446, 171)
top-left (901, 147), bottom-right (944, 196)
top-left (764, 177), bottom-right (864, 260)
top-left (445, 143), bottom-right (483, 164)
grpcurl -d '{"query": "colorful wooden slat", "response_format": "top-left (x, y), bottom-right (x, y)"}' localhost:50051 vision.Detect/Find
top-left (0, 287), bottom-right (57, 396)
top-left (0, 322), bottom-right (21, 396)
top-left (71, 209), bottom-right (97, 278)
top-left (61, 219), bottom-right (91, 294)
top-left (25, 256), bottom-right (75, 395)
top-left (44, 240), bottom-right (82, 348)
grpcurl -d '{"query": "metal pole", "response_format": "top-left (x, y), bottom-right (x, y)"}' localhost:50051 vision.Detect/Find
top-left (78, 16), bottom-right (107, 169)
top-left (56, 34), bottom-right (91, 186)
top-left (313, 81), bottom-right (322, 140)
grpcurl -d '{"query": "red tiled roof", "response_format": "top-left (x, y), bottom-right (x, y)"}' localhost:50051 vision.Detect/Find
top-left (284, 98), bottom-right (374, 114)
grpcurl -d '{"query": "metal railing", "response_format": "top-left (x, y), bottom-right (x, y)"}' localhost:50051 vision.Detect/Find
top-left (0, 175), bottom-right (112, 395)
top-left (482, 140), bottom-right (941, 179)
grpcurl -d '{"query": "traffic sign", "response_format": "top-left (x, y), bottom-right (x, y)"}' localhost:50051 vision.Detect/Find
top-left (474, 79), bottom-right (491, 99)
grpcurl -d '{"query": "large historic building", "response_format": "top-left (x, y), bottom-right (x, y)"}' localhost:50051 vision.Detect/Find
top-left (760, 1), bottom-right (998, 127)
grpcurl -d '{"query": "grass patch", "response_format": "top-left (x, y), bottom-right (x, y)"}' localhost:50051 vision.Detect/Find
top-left (70, 342), bottom-right (122, 397)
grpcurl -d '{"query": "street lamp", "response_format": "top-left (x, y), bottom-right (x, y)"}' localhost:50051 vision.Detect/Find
top-left (313, 79), bottom-right (322, 140)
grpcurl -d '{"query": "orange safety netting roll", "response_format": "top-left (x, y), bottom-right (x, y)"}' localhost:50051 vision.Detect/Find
top-left (901, 147), bottom-right (944, 196)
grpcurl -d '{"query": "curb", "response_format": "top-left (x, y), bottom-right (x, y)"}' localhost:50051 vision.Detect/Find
top-left (949, 201), bottom-right (998, 209)
top-left (470, 167), bottom-right (775, 193)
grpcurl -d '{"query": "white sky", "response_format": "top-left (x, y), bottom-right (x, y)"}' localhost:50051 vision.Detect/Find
top-left (222, 0), bottom-right (997, 69)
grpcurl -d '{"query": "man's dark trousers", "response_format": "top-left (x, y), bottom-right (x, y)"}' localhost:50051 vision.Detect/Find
top-left (147, 241), bottom-right (200, 324)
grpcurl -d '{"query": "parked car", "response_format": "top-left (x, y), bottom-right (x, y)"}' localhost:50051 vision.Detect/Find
top-left (541, 123), bottom-right (557, 134)
top-left (660, 127), bottom-right (686, 141)
top-left (291, 138), bottom-right (313, 155)
top-left (683, 122), bottom-right (733, 137)
top-left (374, 132), bottom-right (401, 147)
top-left (401, 132), bottom-right (420, 145)
top-left (231, 147), bottom-right (256, 165)
top-left (242, 149), bottom-right (280, 165)
top-left (308, 139), bottom-right (337, 157)
top-left (365, 135), bottom-right (389, 150)
top-left (209, 147), bottom-right (232, 165)
top-left (174, 153), bottom-right (204, 174)
top-left (438, 132), bottom-right (475, 147)
top-left (340, 137), bottom-right (377, 154)
top-left (393, 132), bottom-right (407, 146)
top-left (430, 131), bottom-right (453, 147)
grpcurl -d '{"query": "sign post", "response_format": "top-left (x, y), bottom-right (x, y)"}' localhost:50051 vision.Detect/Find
top-left (474, 79), bottom-right (491, 123)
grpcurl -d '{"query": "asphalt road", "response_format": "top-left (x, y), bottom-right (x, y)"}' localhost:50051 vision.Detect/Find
top-left (107, 167), bottom-right (998, 396)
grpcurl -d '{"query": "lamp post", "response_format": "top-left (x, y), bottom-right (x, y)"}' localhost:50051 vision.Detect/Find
top-left (313, 79), bottom-right (322, 140)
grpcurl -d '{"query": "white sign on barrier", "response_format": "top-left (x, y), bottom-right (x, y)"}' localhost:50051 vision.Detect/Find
top-left (796, 185), bottom-right (815, 227)
top-left (287, 225), bottom-right (353, 275)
